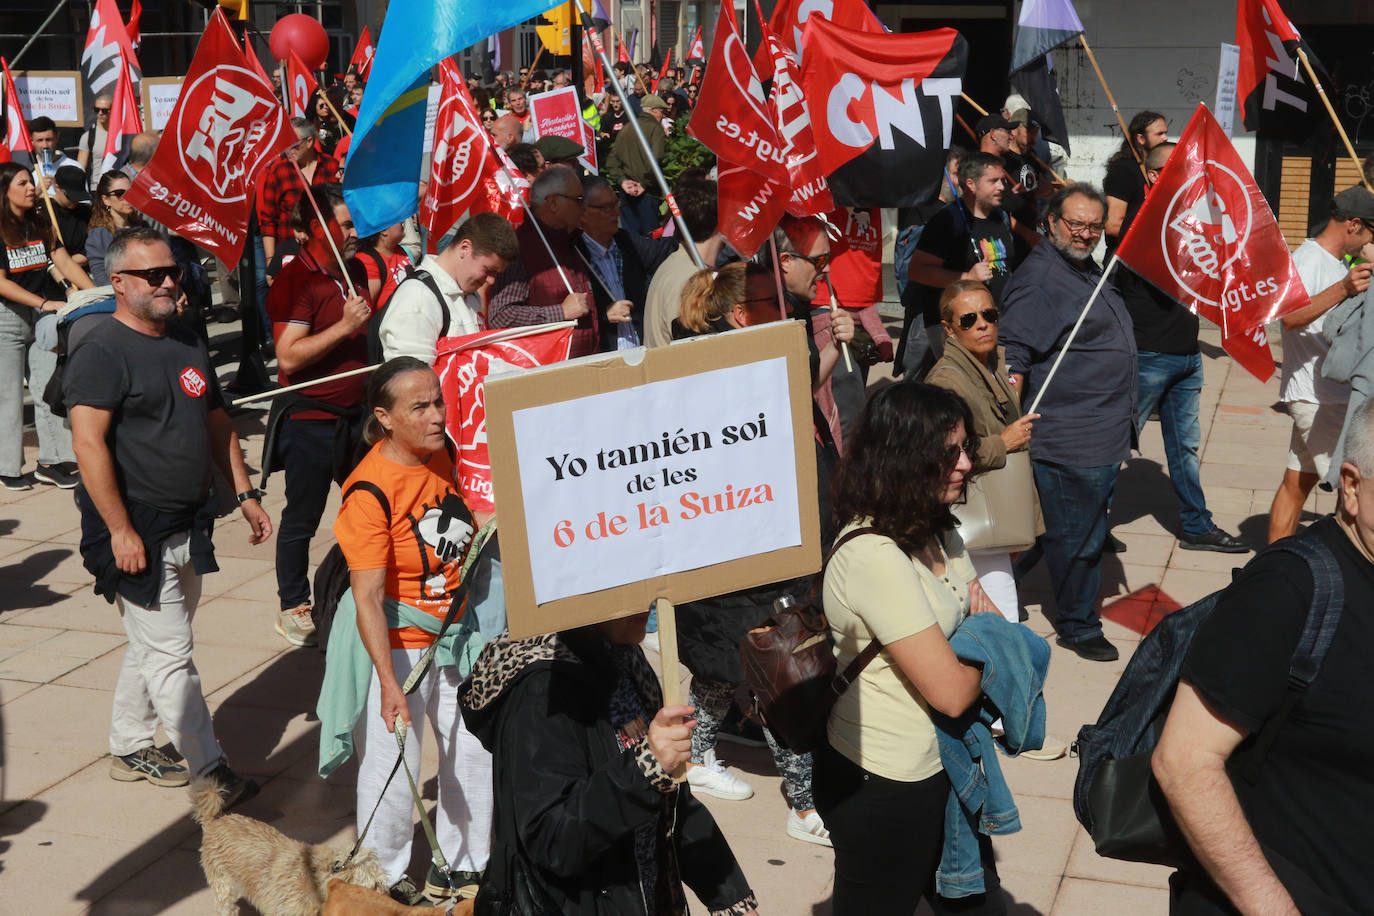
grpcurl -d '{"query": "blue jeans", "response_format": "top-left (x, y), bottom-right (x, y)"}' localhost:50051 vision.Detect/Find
top-left (1135, 351), bottom-right (1212, 538)
top-left (893, 225), bottom-right (922, 300)
top-left (1015, 460), bottom-right (1118, 642)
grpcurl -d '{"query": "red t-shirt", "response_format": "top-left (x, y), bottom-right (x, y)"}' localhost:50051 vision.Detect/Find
top-left (353, 247), bottom-right (413, 308)
top-left (814, 206), bottom-right (883, 308)
top-left (268, 250), bottom-right (371, 416)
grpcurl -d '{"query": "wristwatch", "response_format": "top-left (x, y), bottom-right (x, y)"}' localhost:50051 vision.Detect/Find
top-left (236, 488), bottom-right (266, 504)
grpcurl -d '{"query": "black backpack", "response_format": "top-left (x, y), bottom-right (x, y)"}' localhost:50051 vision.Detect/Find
top-left (1073, 531), bottom-right (1343, 867)
top-left (311, 480), bottom-right (391, 652)
top-left (365, 268), bottom-right (450, 365)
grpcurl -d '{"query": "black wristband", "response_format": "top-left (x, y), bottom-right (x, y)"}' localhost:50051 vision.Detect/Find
top-left (236, 488), bottom-right (265, 504)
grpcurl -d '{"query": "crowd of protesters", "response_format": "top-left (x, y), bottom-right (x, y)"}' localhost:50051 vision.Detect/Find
top-left (7, 39), bottom-right (1374, 915)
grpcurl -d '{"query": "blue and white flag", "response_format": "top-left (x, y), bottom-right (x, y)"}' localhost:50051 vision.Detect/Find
top-left (1009, 0), bottom-right (1084, 74)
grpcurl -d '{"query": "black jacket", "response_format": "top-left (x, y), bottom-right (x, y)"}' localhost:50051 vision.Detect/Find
top-left (460, 628), bottom-right (755, 916)
top-left (575, 229), bottom-right (676, 352)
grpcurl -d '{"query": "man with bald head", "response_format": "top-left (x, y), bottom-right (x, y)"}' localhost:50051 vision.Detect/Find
top-left (490, 114), bottom-right (523, 150)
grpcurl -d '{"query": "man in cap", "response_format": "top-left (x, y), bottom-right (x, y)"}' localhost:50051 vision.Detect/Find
top-left (606, 93), bottom-right (669, 235)
top-left (1002, 108), bottom-right (1057, 227)
top-left (52, 164), bottom-right (93, 267)
top-left (976, 113), bottom-right (1013, 159)
top-left (1267, 186), bottom-right (1374, 543)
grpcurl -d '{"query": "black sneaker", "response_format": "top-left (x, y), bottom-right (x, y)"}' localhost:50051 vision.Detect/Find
top-left (110, 746), bottom-right (190, 787)
top-left (201, 761), bottom-right (259, 811)
top-left (1056, 634), bottom-right (1120, 662)
top-left (1179, 528), bottom-right (1250, 554)
top-left (424, 864), bottom-right (482, 900)
top-left (34, 463), bottom-right (79, 489)
top-left (389, 876), bottom-right (425, 906)
top-left (1, 475), bottom-right (31, 491)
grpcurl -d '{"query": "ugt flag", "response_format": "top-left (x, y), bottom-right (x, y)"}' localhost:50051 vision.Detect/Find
top-left (1008, 0), bottom-right (1084, 74)
top-left (435, 323), bottom-right (575, 514)
top-left (125, 9), bottom-right (296, 267)
top-left (761, 24), bottom-right (832, 216)
top-left (1116, 103), bottom-right (1307, 342)
top-left (350, 26), bottom-right (376, 81)
top-left (82, 0), bottom-right (141, 102)
top-left (800, 19), bottom-right (967, 208)
top-left (755, 0), bottom-right (885, 72)
top-left (101, 48), bottom-right (143, 173)
top-left (420, 61), bottom-right (502, 244)
top-left (1235, 0), bottom-right (1327, 142)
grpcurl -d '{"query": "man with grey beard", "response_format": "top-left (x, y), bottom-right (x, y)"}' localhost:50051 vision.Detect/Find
top-left (999, 183), bottom-right (1137, 663)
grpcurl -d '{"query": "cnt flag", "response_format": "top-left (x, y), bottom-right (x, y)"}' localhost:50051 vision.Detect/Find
top-left (760, 23), bottom-right (832, 217)
top-left (435, 324), bottom-right (575, 514)
top-left (82, 0), bottom-right (141, 102)
top-left (1116, 103), bottom-right (1305, 377)
top-left (755, 0), bottom-right (885, 73)
top-left (286, 48), bottom-right (317, 119)
top-left (124, 9), bottom-right (297, 267)
top-left (101, 47), bottom-right (143, 173)
top-left (800, 18), bottom-right (967, 208)
top-left (2, 58), bottom-right (31, 155)
top-left (1008, 0), bottom-right (1084, 75)
top-left (1235, 0), bottom-right (1328, 142)
top-left (350, 26), bottom-right (376, 82)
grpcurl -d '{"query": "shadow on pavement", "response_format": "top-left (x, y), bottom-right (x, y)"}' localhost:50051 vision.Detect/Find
top-left (0, 799), bottom-right (49, 875)
top-left (0, 548), bottom-right (75, 613)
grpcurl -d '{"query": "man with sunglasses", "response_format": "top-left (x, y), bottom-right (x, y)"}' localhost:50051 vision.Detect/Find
top-left (1000, 184), bottom-right (1135, 663)
top-left (65, 227), bottom-right (268, 808)
top-left (76, 93), bottom-right (113, 192)
top-left (488, 165), bottom-right (595, 355)
top-left (1267, 186), bottom-right (1374, 544)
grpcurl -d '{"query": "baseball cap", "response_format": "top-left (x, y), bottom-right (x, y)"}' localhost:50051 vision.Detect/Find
top-left (641, 93), bottom-right (669, 111)
top-left (1333, 186), bottom-right (1374, 221)
top-left (54, 165), bottom-right (90, 204)
top-left (1008, 108), bottom-right (1039, 128)
top-left (975, 114), bottom-right (1013, 136)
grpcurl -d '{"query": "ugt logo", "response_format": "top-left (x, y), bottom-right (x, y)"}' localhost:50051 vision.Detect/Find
top-left (179, 367), bottom-right (208, 398)
top-left (1161, 162), bottom-right (1253, 309)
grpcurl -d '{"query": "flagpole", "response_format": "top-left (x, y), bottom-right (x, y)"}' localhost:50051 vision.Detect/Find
top-left (1026, 253), bottom-right (1119, 416)
top-left (289, 159), bottom-right (359, 298)
top-left (607, 22), bottom-right (653, 95)
top-left (574, 0), bottom-right (705, 269)
top-left (1078, 35), bottom-right (1145, 177)
top-left (319, 89), bottom-right (353, 136)
top-left (959, 91), bottom-right (1065, 184)
top-left (1296, 48), bottom-right (1374, 193)
top-left (33, 164), bottom-right (65, 248)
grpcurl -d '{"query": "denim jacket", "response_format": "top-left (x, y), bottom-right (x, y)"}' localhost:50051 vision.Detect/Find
top-left (933, 613), bottom-right (1051, 897)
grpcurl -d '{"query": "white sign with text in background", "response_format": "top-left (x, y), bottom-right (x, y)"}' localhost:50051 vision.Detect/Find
top-left (13, 71), bottom-right (82, 126)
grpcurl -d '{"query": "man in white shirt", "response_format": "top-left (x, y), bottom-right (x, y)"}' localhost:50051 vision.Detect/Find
top-left (379, 213), bottom-right (519, 365)
top-left (1267, 187), bottom-right (1374, 543)
top-left (644, 174), bottom-right (721, 348)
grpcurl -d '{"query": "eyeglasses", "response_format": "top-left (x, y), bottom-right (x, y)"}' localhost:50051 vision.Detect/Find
top-left (554, 193), bottom-right (585, 205)
top-left (1058, 218), bottom-right (1105, 236)
top-left (104, 188), bottom-right (128, 198)
top-left (788, 251), bottom-right (830, 272)
top-left (114, 265), bottom-right (183, 286)
top-left (587, 199), bottom-right (620, 211)
top-left (956, 308), bottom-right (1000, 330)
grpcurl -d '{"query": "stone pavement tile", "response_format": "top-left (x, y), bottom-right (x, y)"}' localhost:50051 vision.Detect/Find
top-left (1199, 461), bottom-right (1289, 491)
top-left (192, 594), bottom-right (300, 652)
top-left (0, 827), bottom-right (145, 916)
top-left (0, 622), bottom-right (59, 657)
top-left (219, 564), bottom-right (287, 604)
top-left (198, 554), bottom-right (278, 600)
top-left (0, 536), bottom-right (47, 560)
top-left (1161, 567), bottom-right (1231, 606)
top-left (220, 773), bottom-right (359, 848)
top-left (1202, 420), bottom-right (1288, 445)
top-left (206, 699), bottom-right (322, 781)
top-left (3, 683), bottom-right (115, 753)
top-left (1051, 876), bottom-right (1169, 914)
top-left (0, 747), bottom-right (100, 806)
top-left (0, 550), bottom-right (89, 613)
top-left (27, 629), bottom-right (126, 659)
top-left (1101, 563), bottom-right (1168, 601)
top-left (1167, 544), bottom-right (1257, 574)
top-left (1002, 749), bottom-right (1077, 803)
top-left (1202, 440), bottom-right (1290, 468)
top-left (1, 490), bottom-right (81, 542)
top-left (1104, 533), bottom-right (1175, 568)
top-left (5, 586), bottom-right (128, 634)
top-left (98, 846), bottom-right (216, 916)
top-left (991, 792), bottom-right (1081, 876)
top-left (0, 649), bottom-right (90, 683)
top-left (1065, 827), bottom-right (1171, 888)
top-left (0, 676), bottom-right (40, 705)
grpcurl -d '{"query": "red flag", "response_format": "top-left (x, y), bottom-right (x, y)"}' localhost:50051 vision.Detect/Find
top-left (583, 33), bottom-right (604, 94)
top-left (124, 9), bottom-right (297, 267)
top-left (715, 160), bottom-right (789, 258)
top-left (761, 25), bottom-right (832, 216)
top-left (243, 32), bottom-right (270, 84)
top-left (435, 324), bottom-right (575, 513)
top-left (1116, 103), bottom-right (1308, 341)
top-left (753, 0), bottom-right (885, 73)
top-left (350, 25), bottom-right (375, 82)
top-left (420, 61), bottom-right (504, 244)
top-left (1213, 320), bottom-right (1276, 383)
top-left (617, 38), bottom-right (630, 64)
top-left (1235, 0), bottom-right (1322, 139)
top-left (799, 18), bottom-right (965, 207)
top-left (101, 47), bottom-right (143, 173)
top-left (2, 58), bottom-right (31, 155)
top-left (687, 3), bottom-right (788, 188)
top-left (126, 0), bottom-right (142, 47)
top-left (686, 27), bottom-right (704, 61)
top-left (653, 49), bottom-right (673, 92)
top-left (82, 0), bottom-right (142, 102)
top-left (286, 48), bottom-right (317, 118)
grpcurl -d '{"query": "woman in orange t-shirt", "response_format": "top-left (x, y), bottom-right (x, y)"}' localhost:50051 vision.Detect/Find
top-left (333, 357), bottom-right (490, 902)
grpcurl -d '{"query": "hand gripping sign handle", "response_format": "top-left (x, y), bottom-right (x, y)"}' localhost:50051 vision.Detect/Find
top-left (574, 0), bottom-right (706, 270)
top-left (1025, 253), bottom-right (1120, 417)
top-left (654, 597), bottom-right (688, 782)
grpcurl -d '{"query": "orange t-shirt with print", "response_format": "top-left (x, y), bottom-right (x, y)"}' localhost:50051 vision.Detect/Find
top-left (334, 441), bottom-right (476, 649)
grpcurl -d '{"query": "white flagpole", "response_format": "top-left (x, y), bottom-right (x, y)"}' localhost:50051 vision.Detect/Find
top-left (1025, 253), bottom-right (1120, 416)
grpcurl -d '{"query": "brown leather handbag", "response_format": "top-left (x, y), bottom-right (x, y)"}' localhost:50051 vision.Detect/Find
top-left (739, 526), bottom-right (883, 753)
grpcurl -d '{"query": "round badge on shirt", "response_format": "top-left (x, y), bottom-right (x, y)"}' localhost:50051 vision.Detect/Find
top-left (179, 367), bottom-right (208, 398)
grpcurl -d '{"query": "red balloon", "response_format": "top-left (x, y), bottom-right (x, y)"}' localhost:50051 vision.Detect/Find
top-left (269, 14), bottom-right (330, 71)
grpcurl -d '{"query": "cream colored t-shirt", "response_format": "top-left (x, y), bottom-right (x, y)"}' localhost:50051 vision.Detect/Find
top-left (823, 522), bottom-right (974, 782)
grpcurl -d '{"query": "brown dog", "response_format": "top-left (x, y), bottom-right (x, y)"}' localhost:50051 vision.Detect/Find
top-left (321, 879), bottom-right (476, 914)
top-left (192, 780), bottom-right (391, 915)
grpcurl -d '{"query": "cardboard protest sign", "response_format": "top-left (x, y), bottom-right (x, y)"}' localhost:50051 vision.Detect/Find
top-left (530, 85), bottom-right (596, 173)
top-left (12, 70), bottom-right (83, 126)
top-left (485, 321), bottom-right (820, 638)
top-left (141, 76), bottom-right (184, 130)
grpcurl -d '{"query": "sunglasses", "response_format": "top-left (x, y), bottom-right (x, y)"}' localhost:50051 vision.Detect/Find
top-left (115, 265), bottom-right (183, 286)
top-left (789, 251), bottom-right (830, 272)
top-left (955, 308), bottom-right (1000, 330)
top-left (94, 107), bottom-right (111, 114)
top-left (104, 188), bottom-right (127, 198)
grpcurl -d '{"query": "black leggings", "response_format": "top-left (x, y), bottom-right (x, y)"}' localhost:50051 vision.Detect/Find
top-left (813, 743), bottom-right (1006, 916)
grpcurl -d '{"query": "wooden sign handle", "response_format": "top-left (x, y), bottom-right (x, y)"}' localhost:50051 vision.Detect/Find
top-left (653, 597), bottom-right (687, 781)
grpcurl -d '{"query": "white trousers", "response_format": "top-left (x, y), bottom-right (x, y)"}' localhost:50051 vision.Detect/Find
top-left (356, 647), bottom-right (493, 885)
top-left (969, 549), bottom-right (1020, 623)
top-left (109, 530), bottom-right (223, 775)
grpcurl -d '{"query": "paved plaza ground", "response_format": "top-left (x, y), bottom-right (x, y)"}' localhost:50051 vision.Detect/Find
top-left (0, 308), bottom-right (1332, 914)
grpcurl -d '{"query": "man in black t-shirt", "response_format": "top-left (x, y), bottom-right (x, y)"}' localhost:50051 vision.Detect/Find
top-left (1153, 401), bottom-right (1374, 915)
top-left (52, 165), bottom-right (92, 266)
top-left (905, 151), bottom-right (1040, 377)
top-left (1123, 143), bottom-right (1249, 555)
top-left (1103, 110), bottom-right (1168, 256)
top-left (66, 228), bottom-right (270, 810)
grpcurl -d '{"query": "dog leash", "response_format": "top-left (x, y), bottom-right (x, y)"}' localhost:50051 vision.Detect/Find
top-left (339, 522), bottom-right (495, 878)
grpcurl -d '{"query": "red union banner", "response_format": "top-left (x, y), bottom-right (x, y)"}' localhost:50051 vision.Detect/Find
top-left (286, 48), bottom-right (317, 119)
top-left (753, 0), bottom-right (885, 73)
top-left (1116, 103), bottom-right (1307, 339)
top-left (420, 61), bottom-right (499, 243)
top-left (761, 26), bottom-right (832, 217)
top-left (435, 324), bottom-right (575, 513)
top-left (124, 9), bottom-right (296, 267)
top-left (716, 159), bottom-right (789, 258)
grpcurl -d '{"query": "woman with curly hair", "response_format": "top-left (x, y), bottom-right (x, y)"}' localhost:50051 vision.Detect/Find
top-left (815, 381), bottom-right (1006, 915)
top-left (85, 170), bottom-right (147, 285)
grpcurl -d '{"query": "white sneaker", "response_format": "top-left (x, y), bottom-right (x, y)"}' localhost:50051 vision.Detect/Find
top-left (786, 809), bottom-right (832, 847)
top-left (1020, 735), bottom-right (1069, 761)
top-left (685, 750), bottom-right (754, 800)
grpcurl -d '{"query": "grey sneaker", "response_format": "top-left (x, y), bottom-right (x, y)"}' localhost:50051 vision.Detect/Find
top-left (425, 864), bottom-right (482, 901)
top-left (110, 746), bottom-right (190, 787)
top-left (201, 761), bottom-right (259, 811)
top-left (275, 604), bottom-right (317, 647)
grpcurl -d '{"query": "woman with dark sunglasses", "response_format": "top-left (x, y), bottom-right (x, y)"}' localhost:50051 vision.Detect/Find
top-left (86, 170), bottom-right (147, 285)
